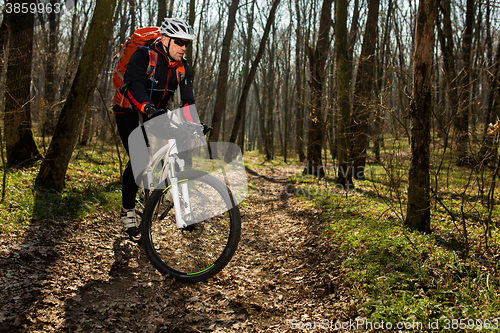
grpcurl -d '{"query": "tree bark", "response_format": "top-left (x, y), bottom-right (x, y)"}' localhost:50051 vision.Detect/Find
top-left (157, 0), bottom-right (167, 26)
top-left (455, 0), bottom-right (474, 165)
top-left (266, 24), bottom-right (276, 160)
top-left (36, 0), bottom-right (118, 190)
top-left (351, 0), bottom-right (379, 179)
top-left (185, 0), bottom-right (196, 66)
top-left (283, 25), bottom-right (291, 163)
top-left (347, 0), bottom-right (360, 78)
top-left (405, 0), bottom-right (436, 233)
top-left (373, 0), bottom-right (393, 163)
top-left (478, 34), bottom-right (500, 165)
top-left (208, 0), bottom-right (240, 142)
top-left (335, 0), bottom-right (352, 187)
top-left (235, 2), bottom-right (255, 151)
top-left (437, 0), bottom-right (458, 141)
top-left (168, 0), bottom-right (174, 17)
top-left (304, 0), bottom-right (332, 177)
top-left (3, 0), bottom-right (41, 166)
top-left (294, 0), bottom-right (306, 162)
top-left (483, 1), bottom-right (493, 141)
top-left (42, 0), bottom-right (59, 137)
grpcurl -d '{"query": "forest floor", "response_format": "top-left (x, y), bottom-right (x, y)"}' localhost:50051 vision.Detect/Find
top-left (0, 165), bottom-right (356, 332)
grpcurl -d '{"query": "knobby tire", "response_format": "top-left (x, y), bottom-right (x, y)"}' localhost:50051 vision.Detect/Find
top-left (141, 170), bottom-right (241, 283)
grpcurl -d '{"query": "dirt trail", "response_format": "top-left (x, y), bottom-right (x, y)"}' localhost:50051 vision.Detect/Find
top-left (0, 166), bottom-right (353, 332)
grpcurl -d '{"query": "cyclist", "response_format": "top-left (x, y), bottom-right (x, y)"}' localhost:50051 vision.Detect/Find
top-left (113, 17), bottom-right (196, 238)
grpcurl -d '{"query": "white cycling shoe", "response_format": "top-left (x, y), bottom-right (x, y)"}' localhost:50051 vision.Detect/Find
top-left (121, 208), bottom-right (140, 240)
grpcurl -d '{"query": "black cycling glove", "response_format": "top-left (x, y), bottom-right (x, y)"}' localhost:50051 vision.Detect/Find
top-left (143, 103), bottom-right (165, 117)
top-left (201, 123), bottom-right (213, 135)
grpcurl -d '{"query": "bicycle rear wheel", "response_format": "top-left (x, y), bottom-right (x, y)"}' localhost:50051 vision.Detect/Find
top-left (141, 170), bottom-right (241, 283)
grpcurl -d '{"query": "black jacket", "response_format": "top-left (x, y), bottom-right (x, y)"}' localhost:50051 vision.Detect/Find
top-left (113, 39), bottom-right (195, 114)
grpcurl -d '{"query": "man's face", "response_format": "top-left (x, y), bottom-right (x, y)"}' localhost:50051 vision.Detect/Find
top-left (162, 36), bottom-right (189, 61)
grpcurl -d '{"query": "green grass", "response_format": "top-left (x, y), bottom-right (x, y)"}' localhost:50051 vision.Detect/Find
top-left (243, 149), bottom-right (303, 169)
top-left (0, 143), bottom-right (123, 237)
top-left (290, 156), bottom-right (500, 331)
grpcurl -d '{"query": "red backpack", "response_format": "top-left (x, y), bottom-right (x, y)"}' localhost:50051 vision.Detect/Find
top-left (113, 27), bottom-right (161, 108)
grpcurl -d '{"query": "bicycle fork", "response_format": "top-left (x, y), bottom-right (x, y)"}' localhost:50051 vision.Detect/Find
top-left (167, 156), bottom-right (192, 229)
top-left (144, 137), bottom-right (193, 229)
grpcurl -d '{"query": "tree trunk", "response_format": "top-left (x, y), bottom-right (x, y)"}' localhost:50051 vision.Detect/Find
top-left (79, 107), bottom-right (93, 146)
top-left (3, 0), bottom-right (41, 166)
top-left (304, 0), bottom-right (332, 177)
top-left (478, 35), bottom-right (500, 165)
top-left (347, 0), bottom-right (360, 78)
top-left (236, 0), bottom-right (256, 152)
top-left (208, 0), bottom-right (240, 142)
top-left (405, 0), bottom-right (436, 233)
top-left (0, 13), bottom-right (7, 54)
top-left (36, 0), bottom-right (118, 190)
top-left (157, 0), bottom-right (167, 26)
top-left (351, 0), bottom-right (380, 179)
top-left (436, 0), bottom-right (457, 139)
top-left (128, 0), bottom-right (136, 32)
top-left (43, 0), bottom-right (59, 137)
top-left (455, 0), bottom-right (474, 165)
top-left (254, 80), bottom-right (271, 159)
top-left (483, 1), bottom-right (493, 141)
top-left (168, 0), bottom-right (174, 17)
top-left (284, 26), bottom-right (291, 163)
top-left (185, 0), bottom-right (196, 66)
top-left (266, 25), bottom-right (276, 160)
top-left (373, 0), bottom-right (393, 162)
top-left (294, 0), bottom-right (306, 162)
top-left (335, 0), bottom-right (352, 187)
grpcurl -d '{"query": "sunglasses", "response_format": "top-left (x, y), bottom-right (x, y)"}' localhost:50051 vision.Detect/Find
top-left (173, 38), bottom-right (191, 47)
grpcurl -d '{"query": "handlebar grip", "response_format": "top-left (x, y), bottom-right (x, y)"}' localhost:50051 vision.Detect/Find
top-left (202, 123), bottom-right (212, 135)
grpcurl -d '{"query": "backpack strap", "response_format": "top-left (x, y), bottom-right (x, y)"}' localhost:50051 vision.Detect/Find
top-left (175, 61), bottom-right (186, 107)
top-left (176, 62), bottom-right (185, 83)
top-left (147, 49), bottom-right (157, 76)
top-left (147, 50), bottom-right (157, 101)
top-left (176, 73), bottom-right (182, 107)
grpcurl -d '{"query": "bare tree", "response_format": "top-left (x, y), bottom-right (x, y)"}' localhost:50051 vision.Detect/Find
top-left (304, 0), bottom-right (332, 177)
top-left (455, 0), bottom-right (475, 165)
top-left (186, 0), bottom-right (196, 66)
top-left (3, 0), bottom-right (41, 166)
top-left (157, 0), bottom-right (167, 26)
top-left (351, 0), bottom-right (380, 179)
top-left (405, 0), bottom-right (436, 233)
top-left (208, 0), bottom-right (240, 142)
top-left (236, 0), bottom-right (256, 151)
top-left (41, 0), bottom-right (61, 137)
top-left (479, 34), bottom-right (500, 165)
top-left (294, 0), bottom-right (306, 162)
top-left (335, 0), bottom-right (352, 187)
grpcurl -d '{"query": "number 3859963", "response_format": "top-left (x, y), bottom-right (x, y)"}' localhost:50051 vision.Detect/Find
top-left (5, 2), bottom-right (61, 14)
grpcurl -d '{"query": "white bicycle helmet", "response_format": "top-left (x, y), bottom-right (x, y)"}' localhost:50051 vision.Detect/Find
top-left (160, 18), bottom-right (194, 40)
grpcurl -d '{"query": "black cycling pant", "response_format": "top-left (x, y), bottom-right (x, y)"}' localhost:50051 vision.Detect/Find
top-left (115, 109), bottom-right (140, 210)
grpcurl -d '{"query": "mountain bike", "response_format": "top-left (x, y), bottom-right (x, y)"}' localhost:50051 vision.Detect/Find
top-left (132, 113), bottom-right (242, 283)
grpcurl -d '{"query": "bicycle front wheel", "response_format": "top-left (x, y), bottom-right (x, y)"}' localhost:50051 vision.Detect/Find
top-left (141, 170), bottom-right (241, 283)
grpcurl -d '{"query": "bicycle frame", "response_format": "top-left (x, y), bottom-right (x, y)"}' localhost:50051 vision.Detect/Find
top-left (144, 136), bottom-right (192, 229)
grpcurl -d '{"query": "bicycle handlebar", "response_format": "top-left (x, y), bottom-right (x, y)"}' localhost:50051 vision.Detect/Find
top-left (168, 117), bottom-right (212, 139)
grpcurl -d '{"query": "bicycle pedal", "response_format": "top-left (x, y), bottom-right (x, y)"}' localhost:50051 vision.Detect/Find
top-left (182, 224), bottom-right (196, 232)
